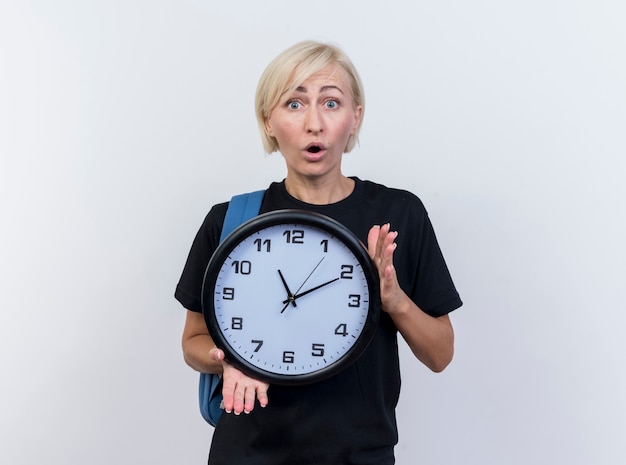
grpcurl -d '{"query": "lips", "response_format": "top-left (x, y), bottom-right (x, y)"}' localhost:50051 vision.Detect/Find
top-left (305, 143), bottom-right (325, 154)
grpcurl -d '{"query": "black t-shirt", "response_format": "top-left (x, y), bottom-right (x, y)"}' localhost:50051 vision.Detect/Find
top-left (175, 178), bottom-right (462, 465)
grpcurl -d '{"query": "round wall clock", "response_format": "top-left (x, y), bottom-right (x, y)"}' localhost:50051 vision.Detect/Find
top-left (202, 209), bottom-right (380, 386)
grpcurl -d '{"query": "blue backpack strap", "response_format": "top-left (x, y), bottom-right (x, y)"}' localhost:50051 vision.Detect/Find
top-left (199, 190), bottom-right (265, 426)
top-left (219, 190), bottom-right (266, 242)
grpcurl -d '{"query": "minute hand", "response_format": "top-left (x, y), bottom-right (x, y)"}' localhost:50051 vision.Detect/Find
top-left (283, 277), bottom-right (340, 304)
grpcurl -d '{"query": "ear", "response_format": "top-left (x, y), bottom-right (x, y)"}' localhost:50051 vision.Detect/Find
top-left (351, 105), bottom-right (363, 134)
top-left (264, 117), bottom-right (274, 137)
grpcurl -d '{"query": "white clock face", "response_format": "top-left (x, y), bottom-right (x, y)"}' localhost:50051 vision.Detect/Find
top-left (204, 211), bottom-right (379, 385)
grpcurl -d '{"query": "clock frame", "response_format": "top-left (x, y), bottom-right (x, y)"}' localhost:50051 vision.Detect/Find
top-left (202, 209), bottom-right (380, 386)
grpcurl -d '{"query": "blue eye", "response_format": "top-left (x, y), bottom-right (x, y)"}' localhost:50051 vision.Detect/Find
top-left (288, 101), bottom-right (301, 110)
top-left (325, 100), bottom-right (338, 109)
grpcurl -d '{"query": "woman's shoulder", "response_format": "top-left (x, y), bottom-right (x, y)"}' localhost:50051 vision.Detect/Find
top-left (188, 201), bottom-right (230, 246)
top-left (203, 201), bottom-right (229, 226)
top-left (355, 178), bottom-right (426, 210)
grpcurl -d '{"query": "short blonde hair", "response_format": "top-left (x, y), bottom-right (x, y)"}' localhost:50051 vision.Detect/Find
top-left (255, 41), bottom-right (365, 154)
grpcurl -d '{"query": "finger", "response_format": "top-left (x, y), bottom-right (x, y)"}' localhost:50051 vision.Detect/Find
top-left (384, 232), bottom-right (398, 259)
top-left (243, 385), bottom-right (257, 414)
top-left (382, 245), bottom-right (397, 281)
top-left (211, 347), bottom-right (225, 362)
top-left (232, 390), bottom-right (244, 415)
top-left (376, 223), bottom-right (391, 259)
top-left (220, 361), bottom-right (240, 414)
top-left (377, 230), bottom-right (397, 271)
top-left (256, 384), bottom-right (269, 408)
top-left (367, 225), bottom-right (380, 259)
top-left (221, 376), bottom-right (235, 414)
top-left (232, 380), bottom-right (247, 415)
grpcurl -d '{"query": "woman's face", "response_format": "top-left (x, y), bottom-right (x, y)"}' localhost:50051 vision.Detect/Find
top-left (265, 65), bottom-right (362, 183)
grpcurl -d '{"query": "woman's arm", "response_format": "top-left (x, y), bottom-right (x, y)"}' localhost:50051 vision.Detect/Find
top-left (182, 310), bottom-right (223, 373)
top-left (367, 224), bottom-right (455, 372)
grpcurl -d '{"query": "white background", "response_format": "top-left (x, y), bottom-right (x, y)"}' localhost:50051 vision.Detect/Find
top-left (1, 1), bottom-right (625, 464)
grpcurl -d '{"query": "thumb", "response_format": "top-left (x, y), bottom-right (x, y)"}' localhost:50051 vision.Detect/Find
top-left (211, 347), bottom-right (225, 361)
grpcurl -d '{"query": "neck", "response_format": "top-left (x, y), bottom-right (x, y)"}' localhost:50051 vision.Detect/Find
top-left (284, 175), bottom-right (355, 205)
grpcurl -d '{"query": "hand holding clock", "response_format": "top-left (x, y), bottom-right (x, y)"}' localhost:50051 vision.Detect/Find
top-left (211, 347), bottom-right (269, 415)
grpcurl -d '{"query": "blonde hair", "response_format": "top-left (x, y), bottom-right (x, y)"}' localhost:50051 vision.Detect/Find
top-left (255, 41), bottom-right (365, 154)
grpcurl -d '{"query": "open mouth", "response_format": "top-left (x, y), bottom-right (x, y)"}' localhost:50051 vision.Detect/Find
top-left (306, 144), bottom-right (323, 154)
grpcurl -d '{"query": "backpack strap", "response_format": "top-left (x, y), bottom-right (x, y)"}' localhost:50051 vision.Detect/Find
top-left (199, 190), bottom-right (265, 426)
top-left (220, 190), bottom-right (266, 242)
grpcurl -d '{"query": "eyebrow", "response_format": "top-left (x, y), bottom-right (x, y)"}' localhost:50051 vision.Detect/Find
top-left (294, 85), bottom-right (345, 95)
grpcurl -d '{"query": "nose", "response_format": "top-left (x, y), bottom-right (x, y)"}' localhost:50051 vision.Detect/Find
top-left (305, 106), bottom-right (323, 134)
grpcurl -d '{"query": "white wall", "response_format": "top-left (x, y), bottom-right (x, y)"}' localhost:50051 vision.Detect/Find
top-left (1, 1), bottom-right (625, 464)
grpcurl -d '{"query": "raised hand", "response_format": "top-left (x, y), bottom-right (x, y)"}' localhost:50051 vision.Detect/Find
top-left (367, 223), bottom-right (404, 314)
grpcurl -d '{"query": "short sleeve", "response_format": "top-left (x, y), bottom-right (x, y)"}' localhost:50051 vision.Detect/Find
top-left (409, 208), bottom-right (462, 317)
top-left (174, 203), bottom-right (228, 312)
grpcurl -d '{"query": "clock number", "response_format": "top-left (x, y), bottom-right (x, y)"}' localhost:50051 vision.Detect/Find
top-left (334, 323), bottom-right (348, 337)
top-left (231, 317), bottom-right (243, 330)
top-left (320, 239), bottom-right (328, 253)
top-left (283, 229), bottom-right (304, 244)
top-left (348, 294), bottom-right (361, 307)
top-left (283, 351), bottom-right (295, 363)
top-left (232, 260), bottom-right (252, 275)
top-left (223, 287), bottom-right (235, 300)
top-left (311, 343), bottom-right (325, 357)
top-left (254, 238), bottom-right (271, 252)
top-left (340, 264), bottom-right (354, 279)
top-left (251, 339), bottom-right (264, 352)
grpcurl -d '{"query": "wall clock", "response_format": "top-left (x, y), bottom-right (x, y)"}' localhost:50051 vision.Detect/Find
top-left (202, 209), bottom-right (380, 385)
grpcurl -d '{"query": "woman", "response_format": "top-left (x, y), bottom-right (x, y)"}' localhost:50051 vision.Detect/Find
top-left (175, 40), bottom-right (462, 464)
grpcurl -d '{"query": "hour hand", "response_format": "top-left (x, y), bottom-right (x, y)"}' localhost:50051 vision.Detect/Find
top-left (278, 269), bottom-right (297, 312)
